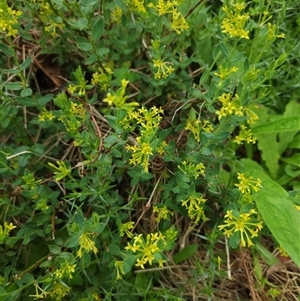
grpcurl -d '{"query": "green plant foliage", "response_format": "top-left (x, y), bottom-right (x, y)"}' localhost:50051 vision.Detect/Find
top-left (241, 159), bottom-right (300, 267)
top-left (0, 0), bottom-right (299, 300)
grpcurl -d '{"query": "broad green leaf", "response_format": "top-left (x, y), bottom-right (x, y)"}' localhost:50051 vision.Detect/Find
top-left (252, 116), bottom-right (300, 134)
top-left (123, 255), bottom-right (137, 273)
top-left (173, 244), bottom-right (198, 264)
top-left (76, 36), bottom-right (92, 51)
top-left (48, 245), bottom-right (61, 254)
top-left (69, 18), bottom-right (88, 30)
top-left (91, 17), bottom-right (104, 41)
top-left (96, 47), bottom-right (109, 57)
top-left (278, 99), bottom-right (300, 154)
top-left (21, 88), bottom-right (32, 97)
top-left (241, 159), bottom-right (300, 268)
top-left (255, 132), bottom-right (280, 179)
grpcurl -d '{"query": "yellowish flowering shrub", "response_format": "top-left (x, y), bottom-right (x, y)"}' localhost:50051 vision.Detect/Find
top-left (0, 0), bottom-right (299, 300)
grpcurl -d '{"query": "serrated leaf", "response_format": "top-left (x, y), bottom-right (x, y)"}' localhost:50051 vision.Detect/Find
top-left (252, 116), bottom-right (300, 134)
top-left (91, 17), bottom-right (104, 41)
top-left (241, 159), bottom-right (300, 268)
top-left (173, 244), bottom-right (198, 264)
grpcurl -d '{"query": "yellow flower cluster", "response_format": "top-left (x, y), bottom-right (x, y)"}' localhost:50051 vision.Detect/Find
top-left (49, 282), bottom-right (71, 301)
top-left (38, 108), bottom-right (55, 122)
top-left (153, 205), bottom-right (173, 222)
top-left (129, 106), bottom-right (164, 135)
top-left (215, 93), bottom-right (243, 120)
top-left (181, 193), bottom-right (208, 224)
top-left (218, 209), bottom-right (263, 247)
top-left (152, 59), bottom-right (175, 79)
top-left (125, 232), bottom-right (167, 269)
top-left (148, 0), bottom-right (189, 34)
top-left (0, 3), bottom-right (22, 37)
top-left (91, 66), bottom-right (113, 91)
top-left (111, 6), bottom-right (123, 24)
top-left (77, 232), bottom-right (98, 258)
top-left (0, 222), bottom-right (16, 244)
top-left (126, 137), bottom-right (153, 172)
top-left (32, 0), bottom-right (64, 37)
top-left (119, 221), bottom-right (135, 238)
top-left (214, 66), bottom-right (238, 86)
top-left (221, 2), bottom-right (250, 39)
top-left (178, 161), bottom-right (205, 180)
top-left (185, 119), bottom-right (201, 142)
top-left (103, 79), bottom-right (139, 109)
top-left (234, 125), bottom-right (256, 144)
top-left (125, 106), bottom-right (164, 172)
top-left (126, 0), bottom-right (146, 13)
top-left (54, 262), bottom-right (76, 279)
top-left (216, 92), bottom-right (258, 144)
top-left (235, 172), bottom-right (262, 195)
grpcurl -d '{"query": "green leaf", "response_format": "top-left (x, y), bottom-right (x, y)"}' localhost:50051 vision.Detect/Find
top-left (48, 245), bottom-right (61, 254)
top-left (252, 116), bottom-right (300, 134)
top-left (173, 244), bottom-right (198, 264)
top-left (241, 159), bottom-right (300, 268)
top-left (4, 82), bottom-right (23, 90)
top-left (64, 235), bottom-right (79, 248)
top-left (21, 88), bottom-right (32, 97)
top-left (96, 47), bottom-right (109, 57)
top-left (91, 17), bottom-right (104, 41)
top-left (0, 43), bottom-right (14, 56)
top-left (76, 36), bottom-right (92, 51)
top-left (20, 57), bottom-right (32, 70)
top-left (70, 18), bottom-right (88, 30)
top-left (254, 242), bottom-right (279, 266)
top-left (219, 42), bottom-right (230, 58)
top-left (123, 255), bottom-right (137, 273)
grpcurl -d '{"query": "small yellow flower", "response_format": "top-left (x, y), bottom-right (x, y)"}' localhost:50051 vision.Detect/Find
top-left (152, 59), bottom-right (175, 79)
top-left (148, 0), bottom-right (178, 16)
top-left (218, 209), bottom-right (263, 247)
top-left (171, 11), bottom-right (189, 34)
top-left (77, 232), bottom-right (98, 258)
top-left (215, 93), bottom-right (243, 120)
top-left (153, 205), bottom-right (173, 222)
top-left (119, 222), bottom-right (135, 238)
top-left (111, 6), bottom-right (122, 24)
top-left (39, 109), bottom-right (55, 122)
top-left (234, 125), bottom-right (256, 145)
top-left (235, 172), bottom-right (262, 195)
top-left (221, 3), bottom-right (250, 39)
top-left (49, 282), bottom-right (71, 301)
top-left (181, 193), bottom-right (208, 224)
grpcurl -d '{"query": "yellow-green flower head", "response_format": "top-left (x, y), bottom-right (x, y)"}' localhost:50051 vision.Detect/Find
top-left (235, 172), bottom-right (262, 195)
top-left (221, 2), bottom-right (250, 39)
top-left (218, 208), bottom-right (263, 247)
